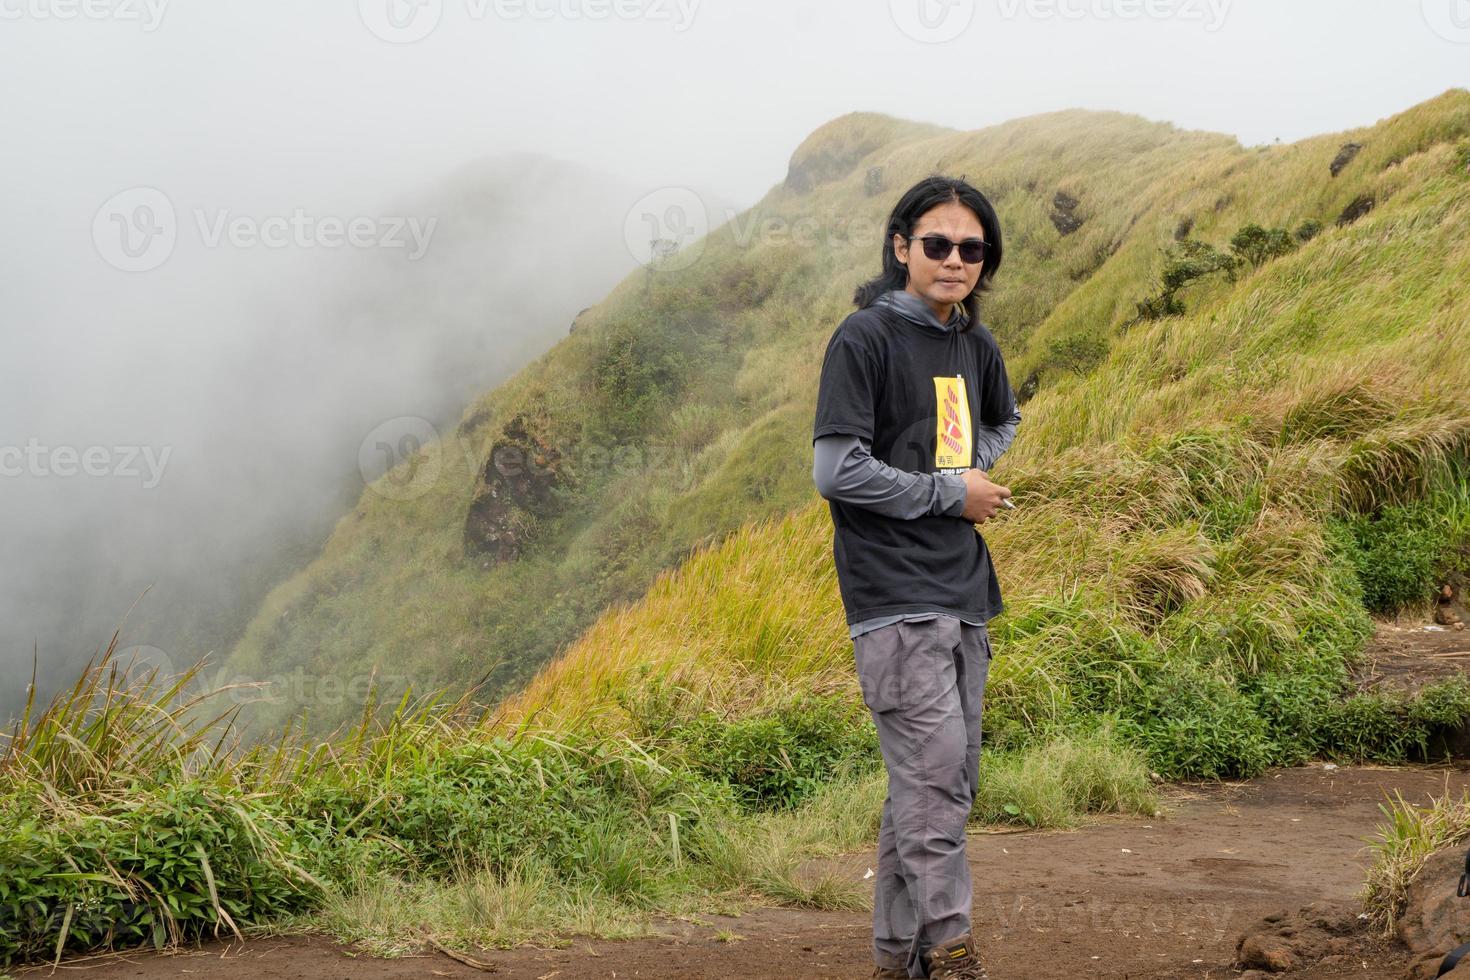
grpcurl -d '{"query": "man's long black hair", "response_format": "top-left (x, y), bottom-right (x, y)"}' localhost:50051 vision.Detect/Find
top-left (852, 174), bottom-right (1004, 335)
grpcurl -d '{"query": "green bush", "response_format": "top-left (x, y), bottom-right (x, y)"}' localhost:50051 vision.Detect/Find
top-left (1230, 223), bottom-right (1298, 267)
top-left (0, 784), bottom-right (318, 964)
top-left (1135, 239), bottom-right (1239, 321)
top-left (1117, 658), bottom-right (1273, 779)
top-left (1331, 487), bottom-right (1470, 614)
top-left (674, 695), bottom-right (880, 812)
top-left (1317, 679), bottom-right (1470, 763)
top-left (1294, 218), bottom-right (1322, 242)
top-left (1045, 333), bottom-right (1110, 376)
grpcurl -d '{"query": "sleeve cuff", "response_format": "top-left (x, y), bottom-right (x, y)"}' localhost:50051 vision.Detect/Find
top-left (933, 473), bottom-right (968, 517)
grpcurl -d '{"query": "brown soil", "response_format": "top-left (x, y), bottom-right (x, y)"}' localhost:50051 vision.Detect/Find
top-left (24, 619), bottom-right (1470, 980)
top-left (1351, 618), bottom-right (1469, 696)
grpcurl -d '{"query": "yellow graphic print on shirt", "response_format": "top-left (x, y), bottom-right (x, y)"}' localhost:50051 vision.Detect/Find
top-left (933, 374), bottom-right (972, 471)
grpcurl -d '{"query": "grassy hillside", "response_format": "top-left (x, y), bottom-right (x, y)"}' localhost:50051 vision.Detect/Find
top-left (224, 92), bottom-right (1470, 738)
top-left (8, 91), bottom-right (1470, 968)
top-left (502, 90), bottom-right (1470, 774)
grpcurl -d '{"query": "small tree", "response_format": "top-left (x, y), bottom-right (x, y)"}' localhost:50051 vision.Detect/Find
top-left (1230, 223), bottom-right (1297, 267)
top-left (1293, 219), bottom-right (1322, 243)
top-left (1135, 239), bottom-right (1238, 321)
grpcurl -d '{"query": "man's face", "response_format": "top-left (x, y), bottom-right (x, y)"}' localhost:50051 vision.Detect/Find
top-left (893, 200), bottom-right (986, 311)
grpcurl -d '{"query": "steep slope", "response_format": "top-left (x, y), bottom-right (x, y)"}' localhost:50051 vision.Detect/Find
top-left (500, 91), bottom-right (1470, 751)
top-left (224, 94), bottom-right (1470, 735)
top-left (2, 151), bottom-right (647, 727)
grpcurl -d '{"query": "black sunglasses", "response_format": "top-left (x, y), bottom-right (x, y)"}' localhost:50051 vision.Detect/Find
top-left (908, 234), bottom-right (988, 264)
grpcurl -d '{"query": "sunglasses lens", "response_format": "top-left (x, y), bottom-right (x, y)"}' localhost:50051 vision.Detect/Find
top-left (920, 236), bottom-right (950, 261)
top-left (916, 236), bottom-right (986, 263)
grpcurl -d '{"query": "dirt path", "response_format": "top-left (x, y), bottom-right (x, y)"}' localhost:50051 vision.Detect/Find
top-left (25, 620), bottom-right (1470, 980)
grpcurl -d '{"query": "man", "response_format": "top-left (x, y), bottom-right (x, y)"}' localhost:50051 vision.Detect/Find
top-left (812, 187), bottom-right (1018, 979)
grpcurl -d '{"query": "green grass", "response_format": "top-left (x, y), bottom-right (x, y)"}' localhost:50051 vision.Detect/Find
top-left (1362, 784), bottom-right (1470, 935)
top-left (0, 647), bottom-right (1157, 967)
top-left (9, 91), bottom-right (1470, 965)
top-left (218, 89), bottom-right (1470, 735)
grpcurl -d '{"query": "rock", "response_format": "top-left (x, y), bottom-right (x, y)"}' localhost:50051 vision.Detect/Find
top-left (1435, 584), bottom-right (1465, 628)
top-left (1237, 934), bottom-right (1297, 971)
top-left (462, 413), bottom-right (567, 562)
top-left (1337, 195), bottom-right (1375, 226)
top-left (1049, 190), bottom-right (1084, 236)
top-left (1330, 142), bottom-right (1363, 177)
top-left (1396, 845), bottom-right (1470, 978)
top-left (1234, 900), bottom-right (1366, 973)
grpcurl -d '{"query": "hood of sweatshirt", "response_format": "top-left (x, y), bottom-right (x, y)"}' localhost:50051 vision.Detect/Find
top-left (872, 288), bottom-right (970, 333)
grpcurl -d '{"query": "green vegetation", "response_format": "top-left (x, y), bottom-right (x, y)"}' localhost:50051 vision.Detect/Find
top-left (1363, 785), bottom-right (1470, 933)
top-left (7, 91), bottom-right (1470, 965)
top-left (1230, 222), bottom-right (1299, 267)
top-left (0, 648), bottom-right (1156, 967)
top-left (222, 91), bottom-right (1470, 736)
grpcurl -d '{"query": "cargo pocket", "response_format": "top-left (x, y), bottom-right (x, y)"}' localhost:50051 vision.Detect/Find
top-left (854, 615), bottom-right (960, 714)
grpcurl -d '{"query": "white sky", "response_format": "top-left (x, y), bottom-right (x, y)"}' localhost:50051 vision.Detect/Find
top-left (2, 0), bottom-right (1466, 219)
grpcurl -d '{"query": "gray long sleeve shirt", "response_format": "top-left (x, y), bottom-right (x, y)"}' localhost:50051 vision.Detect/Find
top-left (812, 288), bottom-right (1021, 638)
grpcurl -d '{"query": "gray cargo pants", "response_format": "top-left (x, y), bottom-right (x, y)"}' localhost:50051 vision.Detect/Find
top-left (852, 613), bottom-right (992, 978)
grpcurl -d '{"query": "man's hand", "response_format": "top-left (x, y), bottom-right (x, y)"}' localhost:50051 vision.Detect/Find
top-left (958, 468), bottom-right (1012, 524)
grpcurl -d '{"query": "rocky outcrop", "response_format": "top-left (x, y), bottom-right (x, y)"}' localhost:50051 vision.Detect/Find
top-left (1232, 901), bottom-right (1366, 974)
top-left (1049, 189), bottom-right (1084, 235)
top-left (1330, 142), bottom-right (1364, 177)
top-left (462, 414), bottom-right (567, 565)
top-left (1399, 846), bottom-right (1470, 980)
top-left (1337, 194), bottom-right (1375, 226)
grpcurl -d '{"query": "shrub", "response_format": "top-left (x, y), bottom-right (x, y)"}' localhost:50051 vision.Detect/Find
top-left (1135, 239), bottom-right (1239, 321)
top-left (674, 695), bottom-right (880, 812)
top-left (1230, 223), bottom-right (1298, 267)
top-left (1294, 218), bottom-right (1322, 242)
top-left (1331, 488), bottom-right (1470, 615)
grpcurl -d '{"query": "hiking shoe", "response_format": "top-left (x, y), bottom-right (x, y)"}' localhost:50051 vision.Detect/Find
top-left (871, 966), bottom-right (908, 978)
top-left (924, 933), bottom-right (990, 979)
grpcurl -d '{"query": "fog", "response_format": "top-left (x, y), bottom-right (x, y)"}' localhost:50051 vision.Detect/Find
top-left (2, 0), bottom-right (1465, 719)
